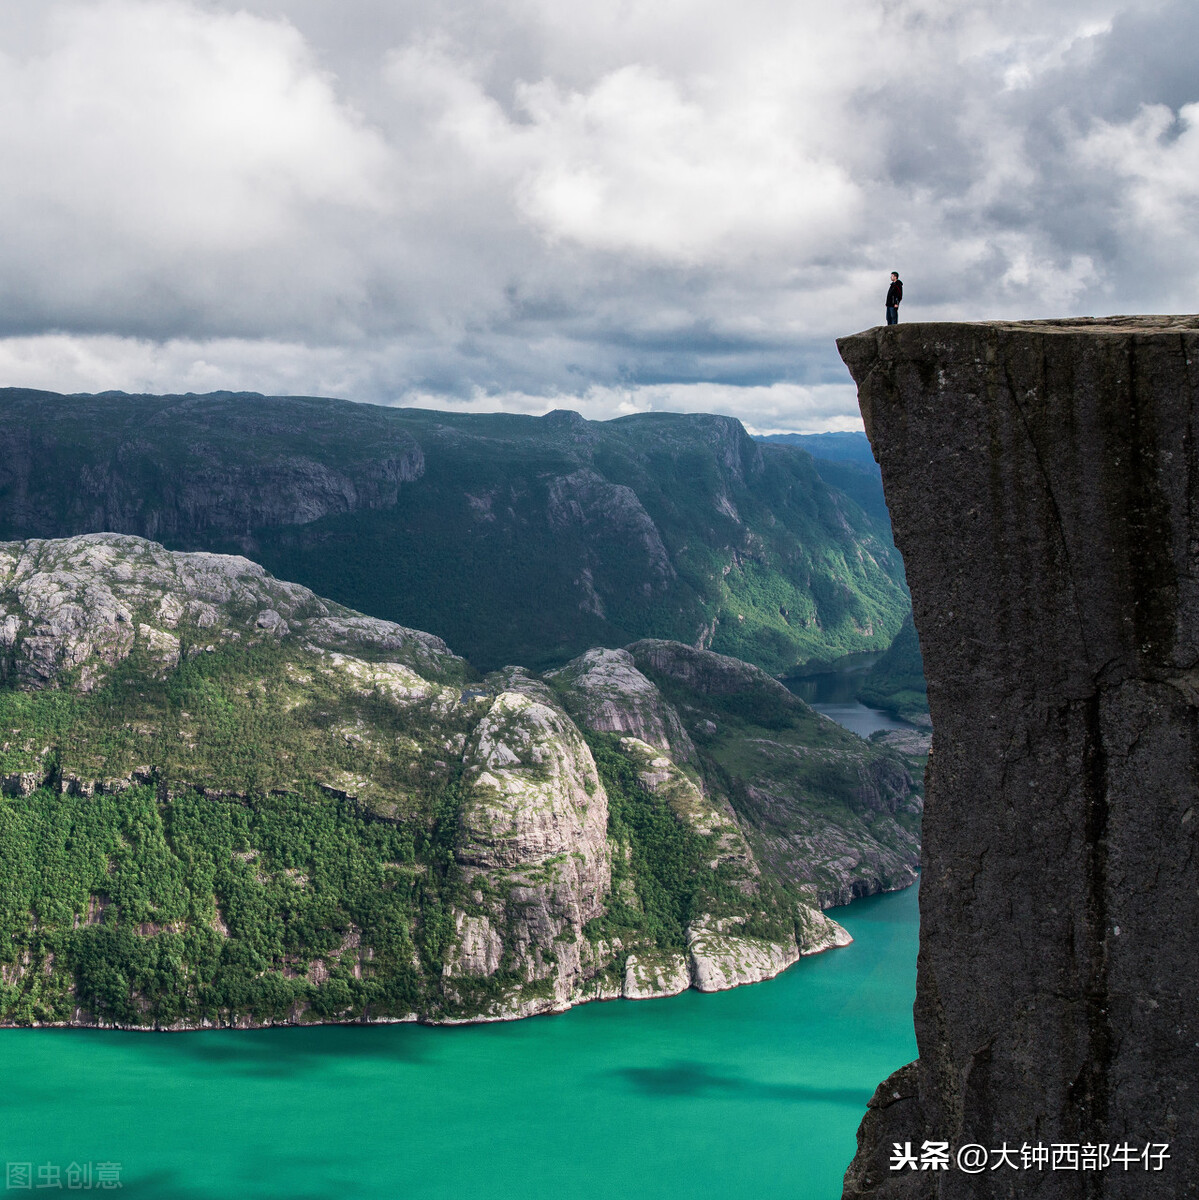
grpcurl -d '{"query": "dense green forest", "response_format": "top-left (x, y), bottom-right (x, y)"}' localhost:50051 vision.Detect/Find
top-left (0, 737), bottom-right (819, 1027)
top-left (0, 785), bottom-right (426, 1026)
top-left (583, 733), bottom-right (795, 951)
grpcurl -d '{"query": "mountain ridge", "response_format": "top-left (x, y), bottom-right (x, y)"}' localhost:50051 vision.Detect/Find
top-left (0, 389), bottom-right (909, 674)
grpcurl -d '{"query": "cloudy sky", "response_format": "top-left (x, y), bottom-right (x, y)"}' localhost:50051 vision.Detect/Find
top-left (0, 0), bottom-right (1195, 431)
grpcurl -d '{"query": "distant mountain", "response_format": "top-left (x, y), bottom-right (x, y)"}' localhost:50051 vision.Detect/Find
top-left (0, 390), bottom-right (909, 675)
top-left (756, 431), bottom-right (930, 714)
top-left (756, 430), bottom-right (877, 469)
top-left (754, 431), bottom-right (889, 526)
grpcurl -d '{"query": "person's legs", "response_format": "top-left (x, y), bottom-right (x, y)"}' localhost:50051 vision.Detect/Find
top-left (886, 305), bottom-right (898, 325)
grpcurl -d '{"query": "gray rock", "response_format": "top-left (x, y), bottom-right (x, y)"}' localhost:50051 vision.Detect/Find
top-left (550, 646), bottom-right (696, 762)
top-left (622, 951), bottom-right (691, 999)
top-left (629, 637), bottom-right (796, 701)
top-left (0, 532), bottom-right (464, 690)
top-left (456, 669), bottom-right (612, 1015)
top-left (686, 914), bottom-right (800, 992)
top-left (615, 735), bottom-right (758, 881)
top-left (546, 468), bottom-right (676, 591)
top-left (838, 316), bottom-right (1199, 1199)
top-left (443, 912), bottom-right (504, 978)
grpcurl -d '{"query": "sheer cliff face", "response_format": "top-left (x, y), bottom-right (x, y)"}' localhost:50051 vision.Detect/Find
top-left (838, 317), bottom-right (1199, 1199)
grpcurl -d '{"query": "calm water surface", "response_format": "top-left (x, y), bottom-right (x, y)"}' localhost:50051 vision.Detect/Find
top-left (0, 886), bottom-right (918, 1200)
top-left (808, 701), bottom-right (917, 739)
top-left (786, 655), bottom-right (921, 739)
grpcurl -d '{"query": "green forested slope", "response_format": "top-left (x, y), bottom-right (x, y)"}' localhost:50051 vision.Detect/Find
top-left (855, 611), bottom-right (928, 722)
top-left (0, 535), bottom-right (917, 1028)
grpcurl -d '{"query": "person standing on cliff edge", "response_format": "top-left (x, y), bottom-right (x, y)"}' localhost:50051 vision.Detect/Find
top-left (886, 272), bottom-right (903, 324)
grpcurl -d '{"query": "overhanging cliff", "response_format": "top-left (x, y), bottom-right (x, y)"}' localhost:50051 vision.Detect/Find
top-left (837, 317), bottom-right (1199, 1199)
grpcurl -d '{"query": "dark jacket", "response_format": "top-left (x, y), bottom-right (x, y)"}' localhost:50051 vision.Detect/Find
top-left (886, 279), bottom-right (903, 306)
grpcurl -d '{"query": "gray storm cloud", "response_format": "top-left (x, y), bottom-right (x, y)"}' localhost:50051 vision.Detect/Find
top-left (0, 0), bottom-right (1194, 431)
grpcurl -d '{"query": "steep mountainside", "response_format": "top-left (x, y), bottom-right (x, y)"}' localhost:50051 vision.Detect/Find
top-left (621, 641), bottom-right (920, 907)
top-left (758, 431), bottom-right (929, 712)
top-left (0, 390), bottom-right (908, 673)
top-left (0, 535), bottom-right (918, 1030)
top-left (756, 431), bottom-right (889, 525)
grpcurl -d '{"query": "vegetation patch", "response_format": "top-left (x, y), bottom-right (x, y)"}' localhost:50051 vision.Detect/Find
top-left (0, 785), bottom-right (431, 1027)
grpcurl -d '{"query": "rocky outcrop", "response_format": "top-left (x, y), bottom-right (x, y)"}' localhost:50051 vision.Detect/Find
top-left (454, 670), bottom-right (612, 1017)
top-left (628, 638), bottom-right (796, 702)
top-left (553, 645), bottom-right (861, 973)
top-left (615, 736), bottom-right (755, 877)
top-left (622, 951), bottom-right (691, 999)
top-left (443, 639), bottom-right (854, 1008)
top-left (685, 916), bottom-right (802, 992)
top-left (443, 912), bottom-right (504, 978)
top-left (0, 532), bottom-right (464, 690)
top-left (549, 647), bottom-right (696, 762)
top-left (838, 317), bottom-right (1199, 1199)
top-left (743, 790), bottom-right (920, 910)
top-left (551, 647), bottom-right (752, 872)
top-left (546, 469), bottom-right (676, 592)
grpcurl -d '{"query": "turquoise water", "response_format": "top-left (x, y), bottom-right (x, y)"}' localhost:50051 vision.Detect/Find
top-left (0, 885), bottom-right (917, 1200)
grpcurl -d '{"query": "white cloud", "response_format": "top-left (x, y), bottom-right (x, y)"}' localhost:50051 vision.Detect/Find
top-left (1078, 102), bottom-right (1199, 260)
top-left (0, 1), bottom-right (391, 332)
top-left (508, 66), bottom-right (861, 262)
top-left (0, 334), bottom-right (357, 397)
top-left (0, 0), bottom-right (1194, 431)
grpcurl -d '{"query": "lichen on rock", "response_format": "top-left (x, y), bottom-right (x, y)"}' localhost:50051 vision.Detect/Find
top-left (454, 671), bottom-right (612, 1016)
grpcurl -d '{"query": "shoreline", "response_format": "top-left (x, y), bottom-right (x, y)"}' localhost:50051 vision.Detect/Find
top-left (0, 879), bottom-right (922, 1033)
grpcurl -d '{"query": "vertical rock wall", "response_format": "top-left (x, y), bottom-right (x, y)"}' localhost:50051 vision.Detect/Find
top-left (837, 317), bottom-right (1199, 1199)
